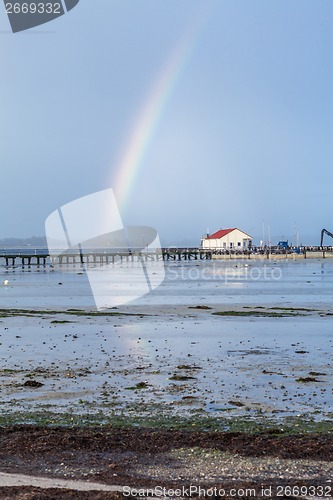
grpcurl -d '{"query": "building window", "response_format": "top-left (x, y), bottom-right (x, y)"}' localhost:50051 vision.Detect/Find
top-left (237, 242), bottom-right (241, 247)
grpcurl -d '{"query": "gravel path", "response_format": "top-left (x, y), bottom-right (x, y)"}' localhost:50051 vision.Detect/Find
top-left (0, 472), bottom-right (121, 491)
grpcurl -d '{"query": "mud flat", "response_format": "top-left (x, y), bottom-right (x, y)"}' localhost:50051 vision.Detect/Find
top-left (1, 259), bottom-right (333, 426)
top-left (0, 303), bottom-right (332, 430)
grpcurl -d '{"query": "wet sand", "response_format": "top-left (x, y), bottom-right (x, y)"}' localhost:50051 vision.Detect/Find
top-left (0, 303), bottom-right (332, 422)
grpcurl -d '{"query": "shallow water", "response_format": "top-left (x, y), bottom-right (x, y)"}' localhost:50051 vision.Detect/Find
top-left (1, 258), bottom-right (333, 309)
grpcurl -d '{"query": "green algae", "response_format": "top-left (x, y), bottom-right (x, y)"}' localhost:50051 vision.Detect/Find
top-left (0, 409), bottom-right (332, 435)
top-left (213, 310), bottom-right (302, 317)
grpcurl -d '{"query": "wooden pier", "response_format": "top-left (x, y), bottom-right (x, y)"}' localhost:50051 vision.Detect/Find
top-left (0, 249), bottom-right (49, 268)
top-left (1, 246), bottom-right (333, 268)
top-left (0, 247), bottom-right (213, 268)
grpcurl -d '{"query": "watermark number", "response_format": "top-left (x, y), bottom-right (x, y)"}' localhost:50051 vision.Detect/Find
top-left (6, 2), bottom-right (61, 14)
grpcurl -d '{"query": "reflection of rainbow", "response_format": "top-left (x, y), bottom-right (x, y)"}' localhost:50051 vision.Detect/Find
top-left (112, 4), bottom-right (213, 211)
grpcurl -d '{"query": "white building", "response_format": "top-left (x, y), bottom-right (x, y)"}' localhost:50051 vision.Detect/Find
top-left (201, 228), bottom-right (253, 250)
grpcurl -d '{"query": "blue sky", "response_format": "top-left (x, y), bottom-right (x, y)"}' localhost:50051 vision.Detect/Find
top-left (1, 0), bottom-right (332, 246)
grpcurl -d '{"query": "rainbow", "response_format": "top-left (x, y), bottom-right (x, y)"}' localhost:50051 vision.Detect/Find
top-left (112, 4), bottom-right (214, 212)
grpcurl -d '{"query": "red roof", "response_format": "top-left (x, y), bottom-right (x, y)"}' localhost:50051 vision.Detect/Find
top-left (206, 228), bottom-right (252, 240)
top-left (207, 228), bottom-right (236, 239)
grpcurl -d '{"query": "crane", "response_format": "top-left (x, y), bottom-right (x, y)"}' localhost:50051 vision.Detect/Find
top-left (320, 228), bottom-right (333, 246)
